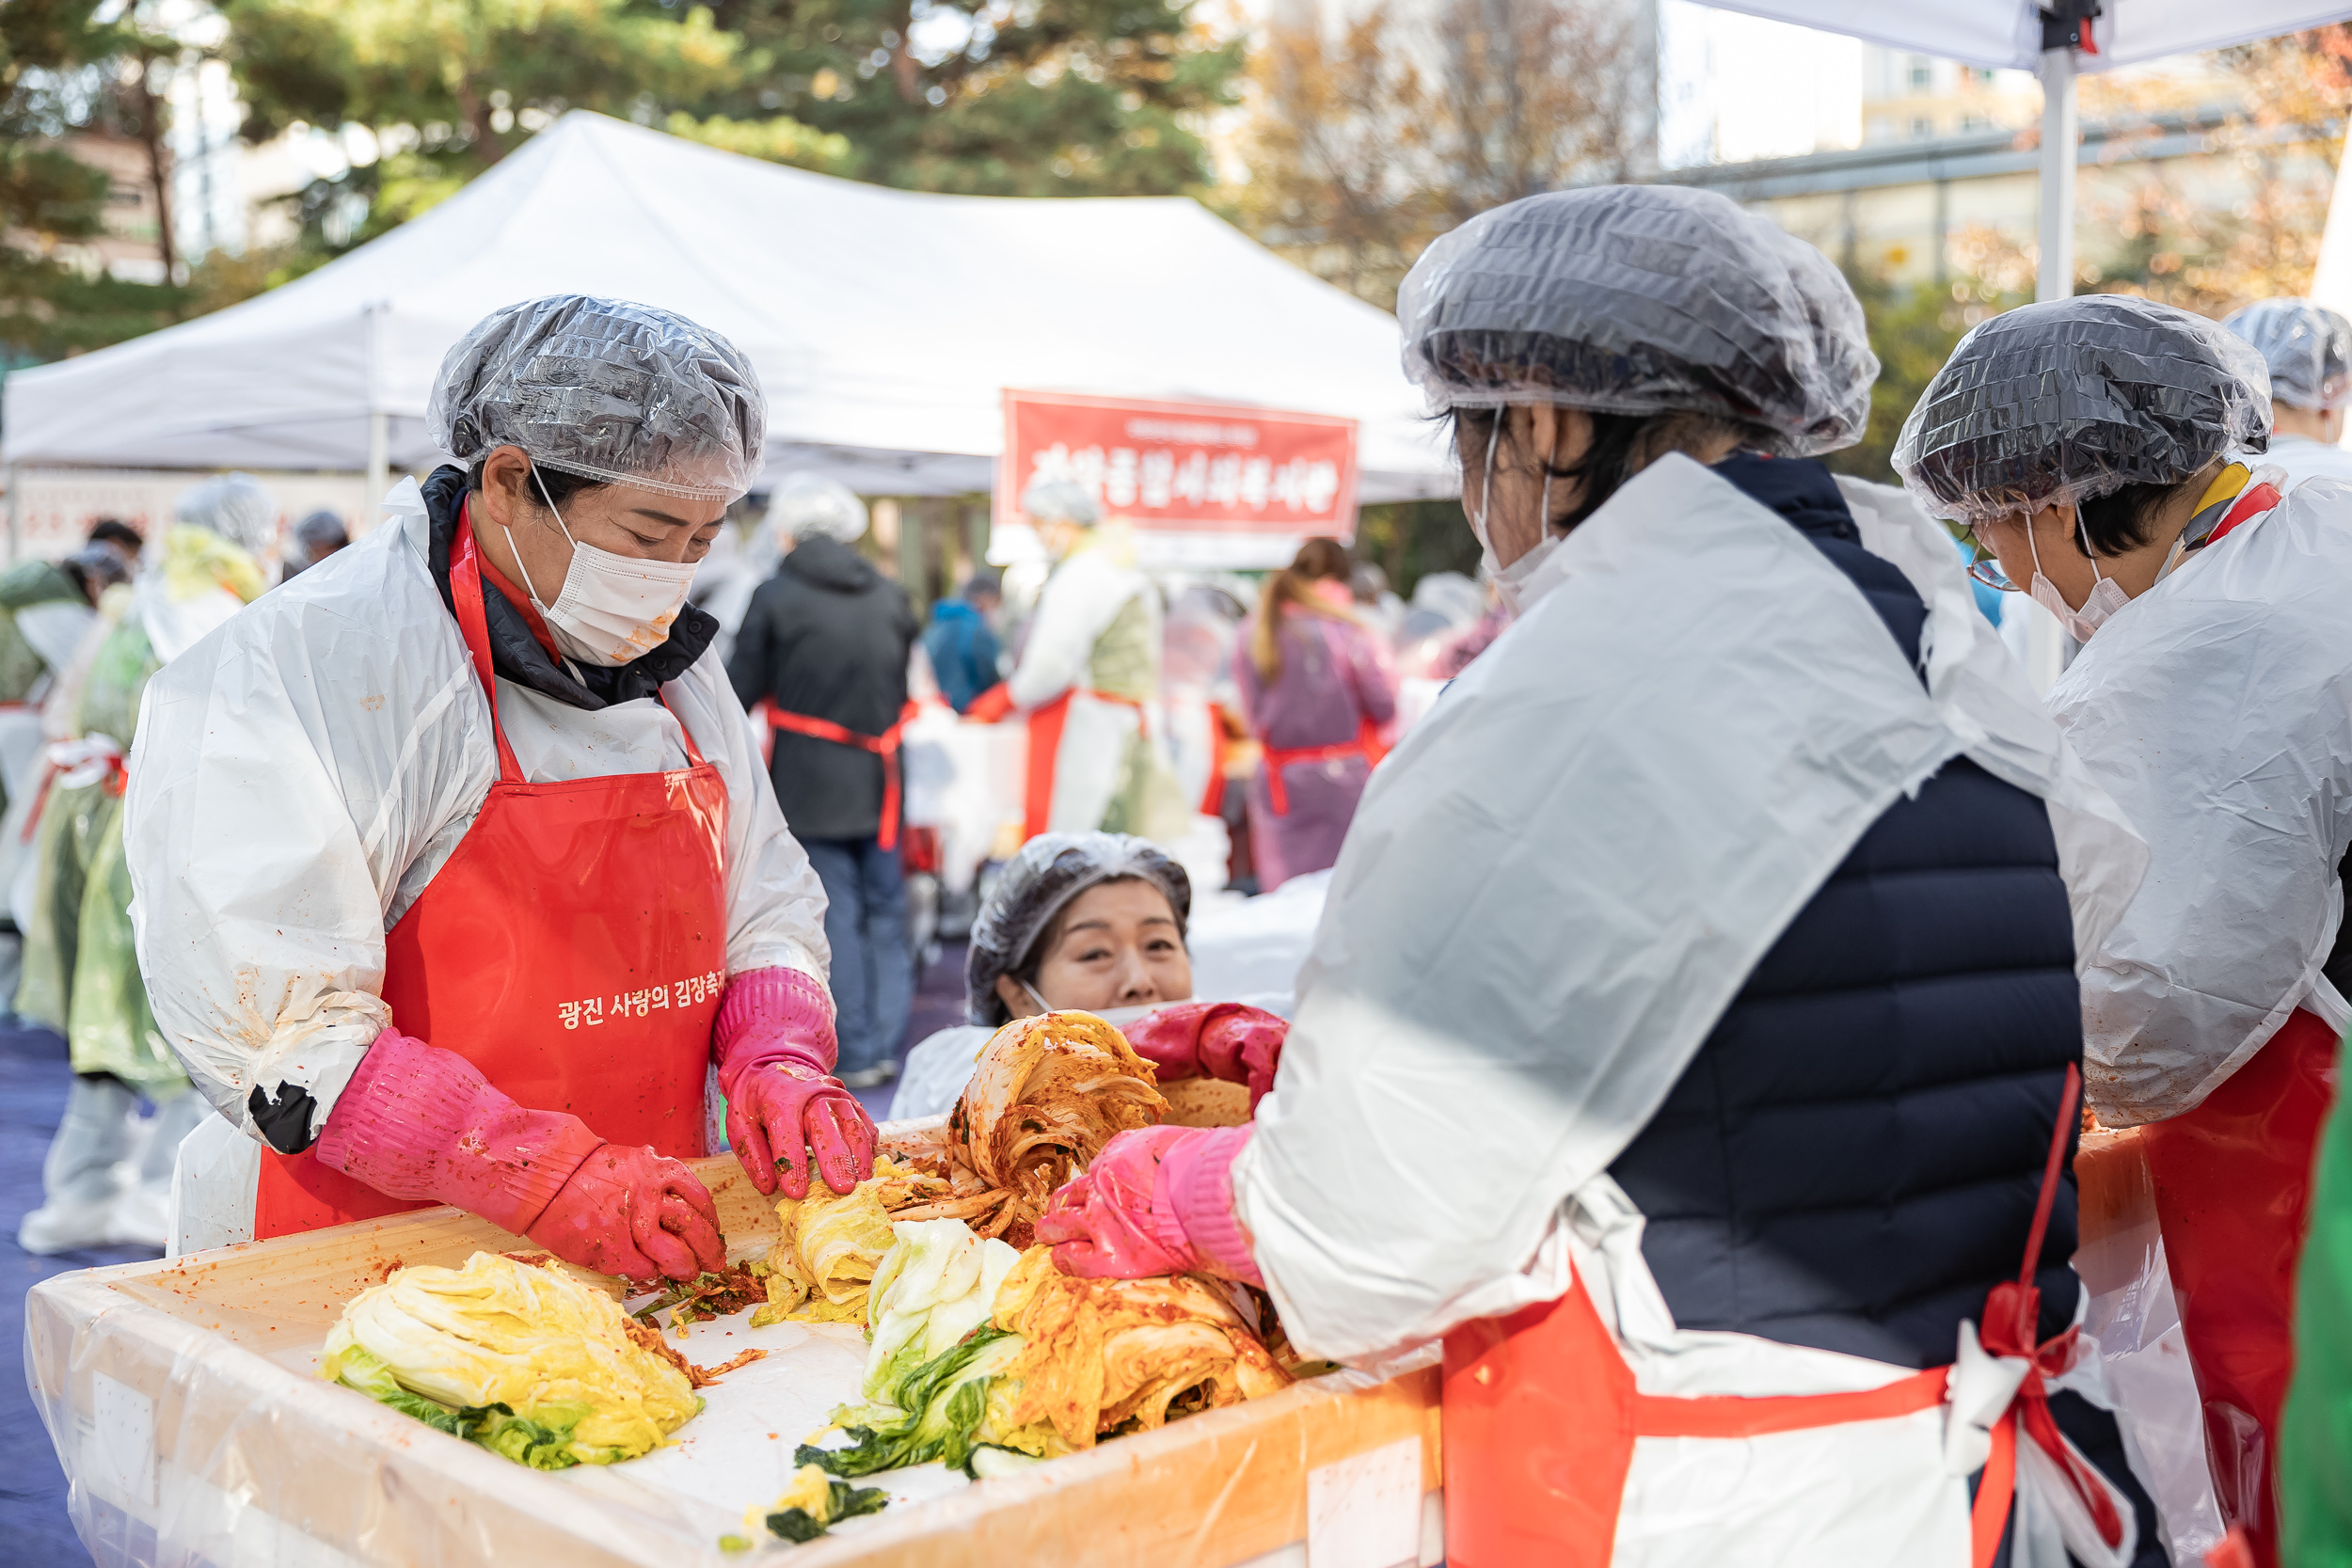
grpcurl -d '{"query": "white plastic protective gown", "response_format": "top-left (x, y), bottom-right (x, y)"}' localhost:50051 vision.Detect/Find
top-left (130, 480), bottom-right (830, 1244)
top-left (2253, 435), bottom-right (2352, 491)
top-left (1231, 457), bottom-right (2148, 1563)
top-left (2049, 474), bottom-right (2352, 1125)
top-left (1005, 542), bottom-right (1160, 832)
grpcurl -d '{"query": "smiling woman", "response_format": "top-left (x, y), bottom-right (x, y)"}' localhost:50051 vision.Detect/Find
top-left (891, 832), bottom-right (1197, 1120)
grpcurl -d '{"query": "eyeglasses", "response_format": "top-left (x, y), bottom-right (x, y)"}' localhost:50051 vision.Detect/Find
top-left (1943, 518), bottom-right (2021, 592)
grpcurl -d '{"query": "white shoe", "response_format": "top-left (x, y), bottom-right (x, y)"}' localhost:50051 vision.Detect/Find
top-left (17, 1195), bottom-right (119, 1255)
top-left (106, 1183), bottom-right (171, 1249)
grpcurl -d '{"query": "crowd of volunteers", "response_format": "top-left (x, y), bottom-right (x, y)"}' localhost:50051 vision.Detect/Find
top-left (9, 176), bottom-right (2352, 1565)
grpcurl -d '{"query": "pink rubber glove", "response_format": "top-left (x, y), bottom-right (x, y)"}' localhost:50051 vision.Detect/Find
top-left (315, 1028), bottom-right (724, 1284)
top-left (1035, 1124), bottom-right (1263, 1285)
top-left (1122, 1003), bottom-right (1287, 1109)
top-left (713, 966), bottom-right (877, 1199)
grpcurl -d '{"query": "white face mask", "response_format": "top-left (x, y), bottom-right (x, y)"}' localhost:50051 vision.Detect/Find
top-left (1020, 983), bottom-right (1194, 1032)
top-left (1468, 415), bottom-right (1567, 616)
top-left (502, 467), bottom-right (700, 668)
top-left (2025, 513), bottom-right (2129, 643)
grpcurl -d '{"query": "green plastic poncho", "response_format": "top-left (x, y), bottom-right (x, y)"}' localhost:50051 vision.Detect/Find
top-left (2281, 1022), bottom-right (2352, 1564)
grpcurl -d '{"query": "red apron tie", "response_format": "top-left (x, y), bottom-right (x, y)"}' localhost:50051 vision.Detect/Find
top-left (767, 703), bottom-right (916, 850)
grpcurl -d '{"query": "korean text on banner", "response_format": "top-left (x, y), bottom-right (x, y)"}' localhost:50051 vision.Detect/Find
top-left (1000, 390), bottom-right (1361, 541)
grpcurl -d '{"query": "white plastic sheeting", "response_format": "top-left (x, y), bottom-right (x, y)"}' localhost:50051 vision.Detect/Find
top-left (1234, 456), bottom-right (2145, 1369)
top-left (1696, 0), bottom-right (2352, 71)
top-left (121, 479), bottom-right (830, 1149)
top-left (1, 112), bottom-right (1452, 506)
top-left (2049, 475), bottom-right (2352, 1125)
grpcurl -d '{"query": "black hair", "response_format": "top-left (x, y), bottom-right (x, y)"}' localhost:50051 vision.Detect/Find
top-left (465, 455), bottom-right (606, 511)
top-left (1451, 407), bottom-right (1772, 534)
top-left (2074, 477), bottom-right (2201, 559)
top-left (86, 518), bottom-right (142, 554)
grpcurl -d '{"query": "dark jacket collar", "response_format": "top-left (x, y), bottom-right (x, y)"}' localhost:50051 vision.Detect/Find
top-left (420, 464), bottom-right (716, 712)
top-left (1708, 451), bottom-right (1862, 545)
top-left (782, 533), bottom-right (882, 594)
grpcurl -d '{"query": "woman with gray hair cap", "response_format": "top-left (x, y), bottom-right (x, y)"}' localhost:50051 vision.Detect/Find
top-left (2223, 296), bottom-right (2352, 489)
top-left (963, 476), bottom-right (1183, 842)
top-left (126, 296), bottom-right (873, 1285)
top-left (1038, 185), bottom-right (2160, 1563)
top-left (1900, 292), bottom-right (2352, 1567)
top-left (892, 832), bottom-right (1283, 1121)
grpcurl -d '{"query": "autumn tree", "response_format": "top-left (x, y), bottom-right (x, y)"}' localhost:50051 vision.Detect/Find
top-left (0, 0), bottom-right (189, 363)
top-left (1233, 0), bottom-right (1650, 309)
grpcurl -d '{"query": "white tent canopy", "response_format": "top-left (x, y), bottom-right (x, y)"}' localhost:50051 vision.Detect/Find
top-left (3, 111), bottom-right (1453, 504)
top-left (1700, 0), bottom-right (2352, 71)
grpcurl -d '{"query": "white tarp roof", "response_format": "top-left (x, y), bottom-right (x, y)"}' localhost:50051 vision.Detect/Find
top-left (3, 110), bottom-right (1453, 503)
top-left (1698, 0), bottom-right (2352, 71)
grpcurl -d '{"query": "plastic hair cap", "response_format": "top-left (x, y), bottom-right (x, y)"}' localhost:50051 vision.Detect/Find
top-left (1394, 184), bottom-right (1876, 455)
top-left (1893, 294), bottom-right (2272, 525)
top-left (2222, 297), bottom-right (2352, 413)
top-left (428, 295), bottom-right (768, 502)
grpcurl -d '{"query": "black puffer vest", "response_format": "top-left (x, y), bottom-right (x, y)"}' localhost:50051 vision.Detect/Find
top-left (1604, 455), bottom-right (2166, 1565)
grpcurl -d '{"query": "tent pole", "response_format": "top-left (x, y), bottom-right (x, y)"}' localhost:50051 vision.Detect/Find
top-left (2036, 47), bottom-right (2077, 305)
top-left (365, 409), bottom-right (389, 515)
top-left (2015, 43), bottom-right (2082, 697)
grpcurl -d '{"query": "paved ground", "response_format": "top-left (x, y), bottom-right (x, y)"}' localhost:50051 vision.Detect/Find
top-left (0, 942), bottom-right (969, 1565)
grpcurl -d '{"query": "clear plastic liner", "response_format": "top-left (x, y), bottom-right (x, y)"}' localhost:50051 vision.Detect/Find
top-left (1392, 184), bottom-right (1876, 455)
top-left (29, 1144), bottom-right (1437, 1568)
top-left (428, 295), bottom-right (769, 502)
top-left (963, 832), bottom-right (1190, 1028)
top-left (1894, 294), bottom-right (2273, 527)
top-left (2222, 297), bottom-right (2352, 413)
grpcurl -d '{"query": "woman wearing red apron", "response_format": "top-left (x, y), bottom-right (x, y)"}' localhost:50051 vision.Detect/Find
top-left (1039, 188), bottom-right (2164, 1564)
top-left (124, 296), bottom-right (875, 1284)
top-left (1900, 293), bottom-right (2352, 1567)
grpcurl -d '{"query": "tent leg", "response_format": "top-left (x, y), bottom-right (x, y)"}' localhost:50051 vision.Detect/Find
top-left (2036, 47), bottom-right (2077, 304)
top-left (365, 409), bottom-right (389, 516)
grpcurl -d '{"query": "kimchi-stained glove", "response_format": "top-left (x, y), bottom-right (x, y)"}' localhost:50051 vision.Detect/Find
top-left (1122, 1002), bottom-right (1287, 1108)
top-left (312, 1027), bottom-right (723, 1284)
top-left (713, 966), bottom-right (877, 1199)
top-left (1037, 1124), bottom-right (1262, 1285)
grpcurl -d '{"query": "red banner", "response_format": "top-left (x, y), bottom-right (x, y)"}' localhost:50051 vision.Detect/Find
top-left (998, 389), bottom-right (1359, 538)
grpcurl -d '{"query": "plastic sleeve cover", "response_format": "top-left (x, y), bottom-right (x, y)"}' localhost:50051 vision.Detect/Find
top-left (1392, 184), bottom-right (1875, 456)
top-left (425, 294), bottom-right (769, 503)
top-left (1893, 294), bottom-right (2275, 527)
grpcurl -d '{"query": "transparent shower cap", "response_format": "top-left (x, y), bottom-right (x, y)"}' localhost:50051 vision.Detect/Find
top-left (1893, 294), bottom-right (2272, 526)
top-left (766, 472), bottom-right (868, 543)
top-left (1020, 477), bottom-right (1103, 528)
top-left (965, 832), bottom-right (1191, 1027)
top-left (174, 472), bottom-right (277, 556)
top-left (1395, 185), bottom-right (1876, 456)
top-left (2222, 297), bottom-right (2352, 413)
top-left (428, 295), bottom-right (769, 502)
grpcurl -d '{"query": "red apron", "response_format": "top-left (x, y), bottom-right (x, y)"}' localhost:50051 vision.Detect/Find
top-left (764, 702), bottom-right (917, 849)
top-left (2138, 1005), bottom-right (2341, 1566)
top-left (1441, 1067), bottom-right (2122, 1567)
top-left (1260, 718), bottom-right (1390, 816)
top-left (252, 515), bottom-right (731, 1239)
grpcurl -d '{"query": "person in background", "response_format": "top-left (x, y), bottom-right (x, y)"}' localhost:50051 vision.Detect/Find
top-left (1348, 561), bottom-right (1406, 641)
top-left (729, 473), bottom-right (920, 1089)
top-left (278, 510), bottom-right (350, 580)
top-left (893, 832), bottom-right (1279, 1121)
top-left (1900, 293), bottom-right (2350, 1568)
top-left (2222, 297), bottom-right (2352, 490)
top-left (1232, 538), bottom-right (1395, 892)
top-left (16, 476), bottom-right (274, 1253)
top-left (923, 569), bottom-right (1002, 713)
top-left (1036, 185), bottom-right (2162, 1564)
top-left (85, 518), bottom-right (143, 570)
top-left (965, 480), bottom-right (1184, 841)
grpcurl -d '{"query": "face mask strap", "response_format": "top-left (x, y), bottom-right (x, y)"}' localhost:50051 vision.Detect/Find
top-left (1471, 414), bottom-right (1502, 542)
top-left (1023, 979), bottom-right (1052, 1015)
top-left (2076, 513), bottom-right (2107, 588)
